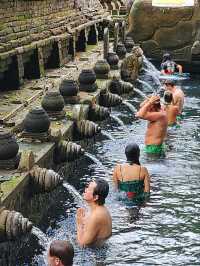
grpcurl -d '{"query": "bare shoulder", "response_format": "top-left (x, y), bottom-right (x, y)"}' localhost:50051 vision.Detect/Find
top-left (93, 206), bottom-right (109, 216)
top-left (140, 166), bottom-right (149, 176)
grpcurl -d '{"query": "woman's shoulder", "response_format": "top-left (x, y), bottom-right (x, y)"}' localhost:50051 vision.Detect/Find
top-left (140, 165), bottom-right (149, 173)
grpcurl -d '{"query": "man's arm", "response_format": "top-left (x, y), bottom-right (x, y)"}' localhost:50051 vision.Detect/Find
top-left (136, 96), bottom-right (163, 121)
top-left (76, 209), bottom-right (100, 247)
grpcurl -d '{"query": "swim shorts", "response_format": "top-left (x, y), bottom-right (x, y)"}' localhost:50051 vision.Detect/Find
top-left (144, 144), bottom-right (165, 154)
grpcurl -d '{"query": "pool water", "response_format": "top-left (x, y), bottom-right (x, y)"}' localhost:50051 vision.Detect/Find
top-left (18, 75), bottom-right (200, 266)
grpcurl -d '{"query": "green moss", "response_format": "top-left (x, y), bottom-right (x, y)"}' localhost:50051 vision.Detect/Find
top-left (66, 111), bottom-right (73, 120)
top-left (1, 175), bottom-right (23, 200)
top-left (0, 23), bottom-right (5, 31)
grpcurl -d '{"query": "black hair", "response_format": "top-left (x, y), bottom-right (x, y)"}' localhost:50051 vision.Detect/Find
top-left (49, 240), bottom-right (74, 266)
top-left (164, 91), bottom-right (173, 104)
top-left (164, 79), bottom-right (175, 86)
top-left (162, 53), bottom-right (171, 63)
top-left (125, 143), bottom-right (140, 165)
top-left (93, 178), bottom-right (109, 205)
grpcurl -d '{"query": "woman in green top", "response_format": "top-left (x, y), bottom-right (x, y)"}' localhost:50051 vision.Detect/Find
top-left (112, 143), bottom-right (150, 203)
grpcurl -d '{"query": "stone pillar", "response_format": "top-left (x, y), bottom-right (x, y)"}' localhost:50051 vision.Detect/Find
top-left (68, 35), bottom-right (75, 60)
top-left (16, 54), bottom-right (24, 86)
top-left (57, 39), bottom-right (64, 67)
top-left (87, 25), bottom-right (98, 45)
top-left (113, 23), bottom-right (119, 52)
top-left (103, 27), bottom-right (109, 59)
top-left (121, 21), bottom-right (126, 43)
top-left (37, 47), bottom-right (45, 77)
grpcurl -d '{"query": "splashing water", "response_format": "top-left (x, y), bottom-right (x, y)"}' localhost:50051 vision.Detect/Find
top-left (134, 87), bottom-right (148, 99)
top-left (143, 68), bottom-right (161, 87)
top-left (122, 101), bottom-right (137, 113)
top-left (31, 226), bottom-right (49, 248)
top-left (101, 130), bottom-right (115, 141)
top-left (63, 182), bottom-right (85, 208)
top-left (137, 78), bottom-right (154, 93)
top-left (142, 55), bottom-right (161, 75)
top-left (110, 114), bottom-right (125, 127)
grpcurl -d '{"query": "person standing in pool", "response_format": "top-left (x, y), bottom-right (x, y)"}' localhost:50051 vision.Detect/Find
top-left (136, 95), bottom-right (168, 154)
top-left (164, 80), bottom-right (185, 116)
top-left (161, 53), bottom-right (183, 75)
top-left (163, 91), bottom-right (179, 127)
top-left (112, 143), bottom-right (150, 203)
top-left (76, 178), bottom-right (112, 247)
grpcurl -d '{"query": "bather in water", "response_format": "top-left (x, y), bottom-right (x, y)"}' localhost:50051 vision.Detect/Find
top-left (112, 143), bottom-right (150, 206)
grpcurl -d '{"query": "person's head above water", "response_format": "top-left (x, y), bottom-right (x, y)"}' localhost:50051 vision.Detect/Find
top-left (162, 53), bottom-right (171, 62)
top-left (164, 91), bottom-right (173, 104)
top-left (125, 143), bottom-right (140, 165)
top-left (48, 240), bottom-right (74, 266)
top-left (83, 178), bottom-right (109, 206)
top-left (164, 79), bottom-right (175, 90)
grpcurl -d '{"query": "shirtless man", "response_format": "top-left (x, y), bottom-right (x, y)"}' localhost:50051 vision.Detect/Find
top-left (76, 178), bottom-right (112, 247)
top-left (136, 95), bottom-right (167, 154)
top-left (163, 91), bottom-right (179, 127)
top-left (164, 80), bottom-right (184, 115)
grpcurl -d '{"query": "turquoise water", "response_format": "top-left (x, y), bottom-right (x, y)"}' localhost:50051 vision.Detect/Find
top-left (18, 75), bottom-right (200, 265)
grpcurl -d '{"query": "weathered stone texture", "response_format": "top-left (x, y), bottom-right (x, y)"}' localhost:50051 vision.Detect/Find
top-left (0, 0), bottom-right (103, 55)
top-left (0, 0), bottom-right (105, 83)
top-left (128, 0), bottom-right (200, 65)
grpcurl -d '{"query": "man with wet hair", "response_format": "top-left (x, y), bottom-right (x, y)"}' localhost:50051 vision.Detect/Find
top-left (164, 80), bottom-right (184, 116)
top-left (136, 95), bottom-right (167, 154)
top-left (76, 178), bottom-right (112, 247)
top-left (163, 90), bottom-right (179, 127)
top-left (47, 240), bottom-right (74, 266)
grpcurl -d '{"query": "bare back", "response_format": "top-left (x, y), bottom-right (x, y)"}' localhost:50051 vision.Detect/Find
top-left (115, 163), bottom-right (146, 182)
top-left (113, 163), bottom-right (150, 193)
top-left (164, 104), bottom-right (179, 125)
top-left (173, 87), bottom-right (184, 113)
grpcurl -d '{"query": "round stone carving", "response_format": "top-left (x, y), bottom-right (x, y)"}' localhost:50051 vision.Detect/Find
top-left (0, 129), bottom-right (19, 160)
top-left (116, 43), bottom-right (127, 59)
top-left (41, 91), bottom-right (64, 112)
top-left (23, 107), bottom-right (50, 133)
top-left (106, 52), bottom-right (119, 70)
top-left (78, 69), bottom-right (97, 92)
top-left (93, 60), bottom-right (110, 79)
top-left (59, 79), bottom-right (79, 97)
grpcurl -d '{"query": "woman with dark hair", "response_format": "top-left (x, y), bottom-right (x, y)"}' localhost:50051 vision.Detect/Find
top-left (112, 143), bottom-right (150, 203)
top-left (161, 53), bottom-right (183, 75)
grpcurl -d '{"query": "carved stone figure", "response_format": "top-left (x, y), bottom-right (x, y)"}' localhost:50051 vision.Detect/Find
top-left (120, 46), bottom-right (143, 82)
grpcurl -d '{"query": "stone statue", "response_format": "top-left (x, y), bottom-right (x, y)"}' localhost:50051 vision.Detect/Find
top-left (120, 46), bottom-right (143, 82)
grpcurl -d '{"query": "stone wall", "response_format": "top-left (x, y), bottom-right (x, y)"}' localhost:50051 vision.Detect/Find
top-left (128, 0), bottom-right (200, 71)
top-left (0, 0), bottom-right (106, 89)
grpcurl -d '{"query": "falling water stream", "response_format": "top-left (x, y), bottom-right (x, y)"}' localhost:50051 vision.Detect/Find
top-left (133, 87), bottom-right (148, 99)
top-left (110, 114), bottom-right (125, 127)
top-left (136, 78), bottom-right (155, 93)
top-left (17, 60), bottom-right (200, 265)
top-left (31, 226), bottom-right (49, 248)
top-left (101, 130), bottom-right (115, 141)
top-left (142, 55), bottom-right (161, 76)
top-left (122, 100), bottom-right (137, 113)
